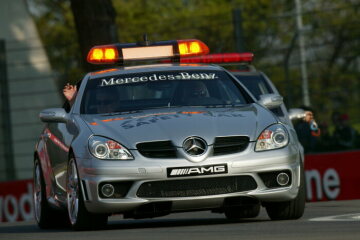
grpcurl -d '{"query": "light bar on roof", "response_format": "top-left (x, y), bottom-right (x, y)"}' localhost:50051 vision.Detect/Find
top-left (122, 45), bottom-right (174, 60)
top-left (179, 53), bottom-right (254, 64)
top-left (87, 39), bottom-right (210, 65)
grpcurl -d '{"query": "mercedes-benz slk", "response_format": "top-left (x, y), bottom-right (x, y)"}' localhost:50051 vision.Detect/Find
top-left (34, 39), bottom-right (305, 230)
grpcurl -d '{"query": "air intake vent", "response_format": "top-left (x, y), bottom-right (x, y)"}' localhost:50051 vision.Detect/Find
top-left (213, 136), bottom-right (249, 155)
top-left (137, 176), bottom-right (257, 198)
top-left (137, 141), bottom-right (177, 158)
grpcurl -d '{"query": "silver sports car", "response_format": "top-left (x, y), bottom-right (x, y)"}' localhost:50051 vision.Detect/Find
top-left (34, 40), bottom-right (305, 230)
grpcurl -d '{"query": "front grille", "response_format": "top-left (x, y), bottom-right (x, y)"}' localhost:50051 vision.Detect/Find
top-left (137, 141), bottom-right (177, 158)
top-left (213, 136), bottom-right (249, 155)
top-left (136, 176), bottom-right (257, 198)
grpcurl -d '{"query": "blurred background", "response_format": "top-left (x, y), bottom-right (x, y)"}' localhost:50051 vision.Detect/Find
top-left (0, 0), bottom-right (359, 181)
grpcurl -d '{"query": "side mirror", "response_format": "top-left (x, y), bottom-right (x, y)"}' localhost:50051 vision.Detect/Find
top-left (258, 94), bottom-right (283, 109)
top-left (288, 108), bottom-right (306, 121)
top-left (39, 108), bottom-right (69, 123)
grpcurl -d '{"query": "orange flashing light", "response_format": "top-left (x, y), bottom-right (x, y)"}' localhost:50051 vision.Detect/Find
top-left (177, 39), bottom-right (209, 57)
top-left (87, 45), bottom-right (119, 64)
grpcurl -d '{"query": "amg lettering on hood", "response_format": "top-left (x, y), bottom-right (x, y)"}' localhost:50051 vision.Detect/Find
top-left (100, 72), bottom-right (219, 86)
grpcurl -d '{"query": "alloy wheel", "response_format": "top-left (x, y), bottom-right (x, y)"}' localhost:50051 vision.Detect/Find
top-left (67, 159), bottom-right (79, 225)
top-left (33, 162), bottom-right (42, 222)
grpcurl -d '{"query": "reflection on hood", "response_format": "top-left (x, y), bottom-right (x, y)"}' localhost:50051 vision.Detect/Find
top-left (82, 104), bottom-right (277, 149)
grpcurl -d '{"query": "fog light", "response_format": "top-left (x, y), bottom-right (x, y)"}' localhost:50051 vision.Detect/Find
top-left (276, 172), bottom-right (290, 186)
top-left (101, 184), bottom-right (115, 197)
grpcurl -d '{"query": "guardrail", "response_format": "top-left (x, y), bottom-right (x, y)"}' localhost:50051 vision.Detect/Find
top-left (1, 150), bottom-right (359, 222)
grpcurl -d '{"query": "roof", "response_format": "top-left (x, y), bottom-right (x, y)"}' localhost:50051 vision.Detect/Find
top-left (230, 70), bottom-right (262, 77)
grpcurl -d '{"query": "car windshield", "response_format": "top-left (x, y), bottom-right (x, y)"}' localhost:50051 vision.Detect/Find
top-left (81, 70), bottom-right (251, 114)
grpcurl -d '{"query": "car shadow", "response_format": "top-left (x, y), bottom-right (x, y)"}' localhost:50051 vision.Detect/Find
top-left (0, 217), bottom-right (269, 233)
top-left (0, 223), bottom-right (69, 234)
top-left (107, 217), bottom-right (268, 230)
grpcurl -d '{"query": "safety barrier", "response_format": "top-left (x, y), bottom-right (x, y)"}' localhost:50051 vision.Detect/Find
top-left (1, 150), bottom-right (360, 222)
top-left (0, 179), bottom-right (33, 223)
top-left (305, 150), bottom-right (360, 201)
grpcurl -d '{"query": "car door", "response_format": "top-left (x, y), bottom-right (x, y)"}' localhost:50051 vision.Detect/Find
top-left (43, 120), bottom-right (70, 202)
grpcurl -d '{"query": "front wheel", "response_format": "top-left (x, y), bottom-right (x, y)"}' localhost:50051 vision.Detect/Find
top-left (265, 163), bottom-right (306, 220)
top-left (67, 157), bottom-right (108, 230)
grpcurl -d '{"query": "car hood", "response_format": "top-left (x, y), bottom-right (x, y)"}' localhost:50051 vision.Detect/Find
top-left (81, 104), bottom-right (277, 149)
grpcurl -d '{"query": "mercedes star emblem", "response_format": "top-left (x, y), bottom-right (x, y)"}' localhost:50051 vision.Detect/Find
top-left (183, 137), bottom-right (207, 156)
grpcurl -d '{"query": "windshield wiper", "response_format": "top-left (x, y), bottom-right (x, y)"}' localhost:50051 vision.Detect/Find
top-left (131, 105), bottom-right (185, 111)
top-left (101, 105), bottom-right (185, 116)
top-left (205, 104), bottom-right (244, 108)
top-left (101, 110), bottom-right (140, 116)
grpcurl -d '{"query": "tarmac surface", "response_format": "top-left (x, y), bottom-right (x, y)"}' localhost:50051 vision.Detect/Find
top-left (1, 200), bottom-right (359, 240)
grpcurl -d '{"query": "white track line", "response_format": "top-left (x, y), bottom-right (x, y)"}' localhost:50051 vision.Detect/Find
top-left (309, 213), bottom-right (360, 222)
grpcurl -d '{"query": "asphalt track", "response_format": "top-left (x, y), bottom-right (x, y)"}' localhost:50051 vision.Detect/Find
top-left (1, 200), bottom-right (359, 240)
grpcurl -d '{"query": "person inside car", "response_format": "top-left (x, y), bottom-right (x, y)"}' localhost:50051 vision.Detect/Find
top-left (64, 82), bottom-right (119, 114)
top-left (93, 88), bottom-right (119, 114)
top-left (182, 81), bottom-right (211, 105)
top-left (63, 83), bottom-right (78, 105)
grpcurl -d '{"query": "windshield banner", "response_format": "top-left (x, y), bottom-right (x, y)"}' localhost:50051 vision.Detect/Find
top-left (100, 72), bottom-right (219, 86)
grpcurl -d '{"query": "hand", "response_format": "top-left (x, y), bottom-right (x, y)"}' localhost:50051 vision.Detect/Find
top-left (63, 83), bottom-right (77, 102)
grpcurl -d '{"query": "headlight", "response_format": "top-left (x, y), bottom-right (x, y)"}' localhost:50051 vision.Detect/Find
top-left (88, 136), bottom-right (134, 160)
top-left (255, 124), bottom-right (289, 152)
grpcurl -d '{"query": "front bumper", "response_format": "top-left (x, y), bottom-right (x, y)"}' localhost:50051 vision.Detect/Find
top-left (76, 143), bottom-right (302, 214)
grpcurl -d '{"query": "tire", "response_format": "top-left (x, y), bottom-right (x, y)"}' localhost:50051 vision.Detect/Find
top-left (225, 204), bottom-right (260, 221)
top-left (265, 163), bottom-right (306, 220)
top-left (67, 157), bottom-right (108, 231)
top-left (33, 158), bottom-right (69, 229)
